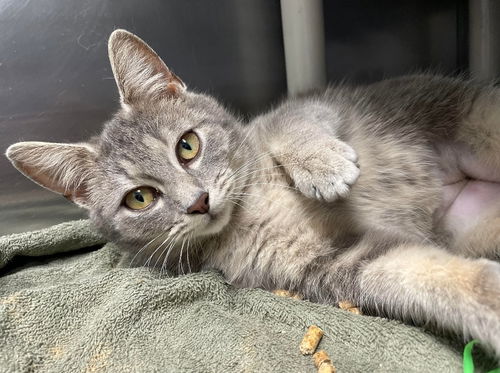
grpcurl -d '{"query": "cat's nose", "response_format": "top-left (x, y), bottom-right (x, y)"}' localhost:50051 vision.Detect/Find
top-left (187, 192), bottom-right (210, 214)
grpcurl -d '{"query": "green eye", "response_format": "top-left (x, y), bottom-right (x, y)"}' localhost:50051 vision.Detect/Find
top-left (124, 187), bottom-right (157, 210)
top-left (177, 132), bottom-right (200, 163)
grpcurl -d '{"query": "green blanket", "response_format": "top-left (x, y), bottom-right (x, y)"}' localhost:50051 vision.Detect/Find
top-left (0, 220), bottom-right (493, 372)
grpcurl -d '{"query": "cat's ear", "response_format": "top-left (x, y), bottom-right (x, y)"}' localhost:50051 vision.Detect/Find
top-left (6, 142), bottom-right (97, 208)
top-left (108, 29), bottom-right (186, 107)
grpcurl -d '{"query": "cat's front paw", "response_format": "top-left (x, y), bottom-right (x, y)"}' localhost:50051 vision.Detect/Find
top-left (288, 139), bottom-right (360, 202)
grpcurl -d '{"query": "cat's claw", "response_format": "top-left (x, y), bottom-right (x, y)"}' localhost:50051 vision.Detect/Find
top-left (289, 140), bottom-right (360, 202)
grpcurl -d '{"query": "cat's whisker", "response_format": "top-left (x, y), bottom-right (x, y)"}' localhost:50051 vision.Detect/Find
top-left (229, 161), bottom-right (303, 184)
top-left (237, 182), bottom-right (299, 192)
top-left (228, 196), bottom-right (252, 209)
top-left (224, 179), bottom-right (298, 216)
top-left (230, 169), bottom-right (281, 182)
top-left (153, 233), bottom-right (178, 271)
top-left (216, 149), bottom-right (288, 198)
top-left (129, 231), bottom-right (167, 267)
top-left (232, 192), bottom-right (278, 205)
top-left (226, 195), bottom-right (251, 210)
top-left (146, 224), bottom-right (185, 269)
top-left (231, 173), bottom-right (288, 188)
top-left (227, 155), bottom-right (274, 183)
top-left (146, 234), bottom-right (173, 268)
top-left (225, 148), bottom-right (279, 181)
top-left (178, 236), bottom-right (187, 275)
top-left (227, 199), bottom-right (252, 214)
top-left (160, 232), bottom-right (181, 276)
top-left (186, 233), bottom-right (194, 273)
top-left (228, 148), bottom-right (293, 179)
top-left (228, 149), bottom-right (322, 196)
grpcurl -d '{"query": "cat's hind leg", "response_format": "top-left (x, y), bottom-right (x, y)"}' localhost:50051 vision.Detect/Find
top-left (359, 244), bottom-right (500, 359)
top-left (457, 218), bottom-right (500, 260)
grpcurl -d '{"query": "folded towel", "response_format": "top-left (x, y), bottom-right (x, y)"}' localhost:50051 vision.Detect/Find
top-left (0, 220), bottom-right (493, 372)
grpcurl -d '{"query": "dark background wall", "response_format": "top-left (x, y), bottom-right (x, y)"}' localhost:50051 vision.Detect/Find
top-left (0, 0), bottom-right (467, 234)
top-left (323, 0), bottom-right (468, 82)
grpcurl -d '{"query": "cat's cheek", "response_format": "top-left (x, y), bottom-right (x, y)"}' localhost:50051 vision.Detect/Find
top-left (191, 205), bottom-right (233, 237)
top-left (114, 198), bottom-right (171, 233)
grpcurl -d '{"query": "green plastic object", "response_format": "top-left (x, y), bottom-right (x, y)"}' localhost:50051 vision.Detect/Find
top-left (463, 340), bottom-right (500, 373)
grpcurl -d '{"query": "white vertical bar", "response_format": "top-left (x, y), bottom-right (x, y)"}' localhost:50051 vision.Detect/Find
top-left (280, 0), bottom-right (327, 95)
top-left (469, 0), bottom-right (500, 80)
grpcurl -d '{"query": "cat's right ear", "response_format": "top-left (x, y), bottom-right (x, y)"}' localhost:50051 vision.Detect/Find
top-left (6, 142), bottom-right (97, 208)
top-left (108, 29), bottom-right (186, 107)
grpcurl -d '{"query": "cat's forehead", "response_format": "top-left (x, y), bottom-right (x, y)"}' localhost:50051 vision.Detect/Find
top-left (98, 113), bottom-right (194, 165)
top-left (112, 102), bottom-right (199, 134)
top-left (97, 93), bottom-right (235, 166)
top-left (104, 93), bottom-right (231, 140)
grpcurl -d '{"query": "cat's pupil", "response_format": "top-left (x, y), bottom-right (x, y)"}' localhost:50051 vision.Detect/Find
top-left (181, 140), bottom-right (192, 151)
top-left (134, 191), bottom-right (145, 203)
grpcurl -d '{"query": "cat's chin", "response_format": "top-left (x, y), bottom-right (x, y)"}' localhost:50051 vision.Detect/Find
top-left (191, 203), bottom-right (233, 237)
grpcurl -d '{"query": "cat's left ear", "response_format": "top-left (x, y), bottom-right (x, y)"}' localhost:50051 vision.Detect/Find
top-left (108, 29), bottom-right (187, 107)
top-left (6, 142), bottom-right (97, 208)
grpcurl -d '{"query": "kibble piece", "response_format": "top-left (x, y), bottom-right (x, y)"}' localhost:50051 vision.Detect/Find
top-left (272, 289), bottom-right (303, 300)
top-left (346, 306), bottom-right (362, 315)
top-left (300, 325), bottom-right (324, 355)
top-left (338, 300), bottom-right (356, 310)
top-left (318, 362), bottom-right (336, 373)
top-left (339, 300), bottom-right (363, 315)
top-left (313, 350), bottom-right (336, 373)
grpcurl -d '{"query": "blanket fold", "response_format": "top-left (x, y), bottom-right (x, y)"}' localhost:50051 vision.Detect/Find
top-left (0, 220), bottom-right (491, 372)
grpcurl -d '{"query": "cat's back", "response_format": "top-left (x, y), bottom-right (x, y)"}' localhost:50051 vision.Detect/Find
top-left (322, 74), bottom-right (479, 141)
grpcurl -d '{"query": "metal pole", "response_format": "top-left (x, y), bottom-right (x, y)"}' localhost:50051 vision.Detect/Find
top-left (469, 0), bottom-right (500, 80)
top-left (280, 0), bottom-right (327, 95)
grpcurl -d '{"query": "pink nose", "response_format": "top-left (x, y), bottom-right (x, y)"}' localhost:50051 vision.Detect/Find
top-left (187, 192), bottom-right (209, 214)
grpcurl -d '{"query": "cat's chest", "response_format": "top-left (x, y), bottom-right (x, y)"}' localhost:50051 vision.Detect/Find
top-left (241, 184), bottom-right (326, 233)
top-left (208, 184), bottom-right (341, 286)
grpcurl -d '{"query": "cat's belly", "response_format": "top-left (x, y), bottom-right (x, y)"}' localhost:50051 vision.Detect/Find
top-left (436, 142), bottom-right (500, 235)
top-left (439, 180), bottom-right (500, 234)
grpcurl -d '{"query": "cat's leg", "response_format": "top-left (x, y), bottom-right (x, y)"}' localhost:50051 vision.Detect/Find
top-left (292, 233), bottom-right (500, 356)
top-left (274, 132), bottom-right (360, 202)
top-left (454, 217), bottom-right (500, 260)
top-left (252, 105), bottom-right (360, 202)
top-left (359, 244), bottom-right (500, 358)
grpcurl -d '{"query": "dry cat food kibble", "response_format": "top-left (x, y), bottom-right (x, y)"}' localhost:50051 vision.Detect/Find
top-left (300, 325), bottom-right (324, 355)
top-left (313, 350), bottom-right (336, 373)
top-left (300, 326), bottom-right (337, 372)
top-left (338, 300), bottom-right (363, 315)
top-left (272, 289), bottom-right (302, 300)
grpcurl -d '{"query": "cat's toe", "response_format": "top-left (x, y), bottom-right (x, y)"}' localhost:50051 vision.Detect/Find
top-left (289, 142), bottom-right (361, 202)
top-left (336, 142), bottom-right (358, 163)
top-left (315, 165), bottom-right (360, 202)
top-left (342, 162), bottom-right (361, 186)
top-left (332, 180), bottom-right (352, 197)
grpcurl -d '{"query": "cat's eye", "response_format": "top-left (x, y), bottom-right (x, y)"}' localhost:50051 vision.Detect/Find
top-left (124, 187), bottom-right (158, 210)
top-left (176, 131), bottom-right (200, 164)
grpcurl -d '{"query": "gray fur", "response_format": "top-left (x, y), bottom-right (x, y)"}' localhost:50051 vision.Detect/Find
top-left (6, 30), bottom-right (500, 358)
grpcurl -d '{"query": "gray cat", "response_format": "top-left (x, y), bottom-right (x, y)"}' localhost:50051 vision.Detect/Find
top-left (6, 30), bottom-right (500, 358)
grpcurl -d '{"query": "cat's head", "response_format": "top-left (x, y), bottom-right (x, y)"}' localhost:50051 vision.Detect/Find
top-left (6, 30), bottom-right (251, 260)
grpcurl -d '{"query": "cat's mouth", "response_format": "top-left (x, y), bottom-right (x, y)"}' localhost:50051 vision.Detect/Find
top-left (208, 211), bottom-right (219, 219)
top-left (190, 201), bottom-right (233, 237)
